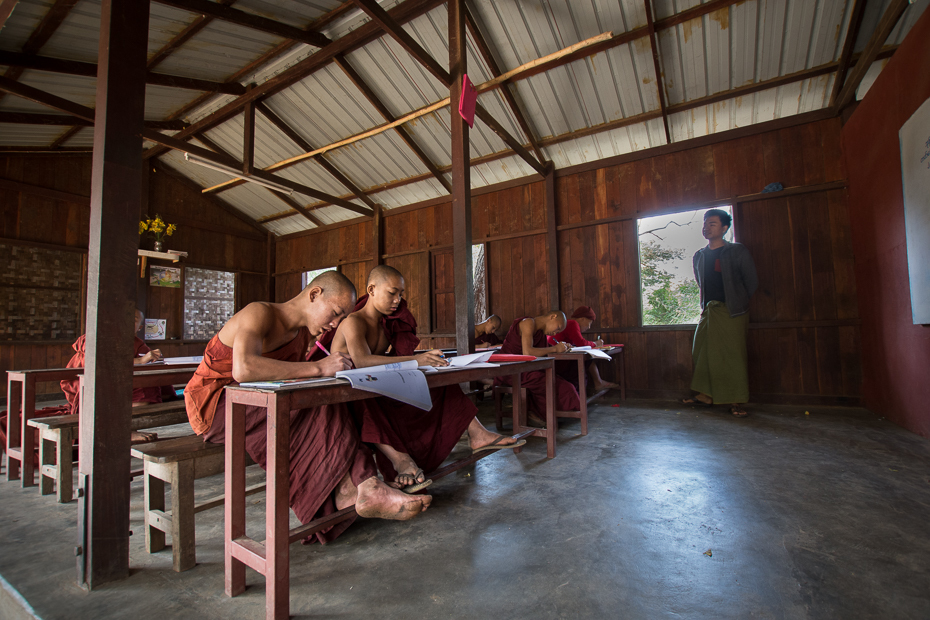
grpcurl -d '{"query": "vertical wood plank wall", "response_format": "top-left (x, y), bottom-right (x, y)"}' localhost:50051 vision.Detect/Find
top-left (274, 118), bottom-right (859, 404)
top-left (0, 157), bottom-right (269, 400)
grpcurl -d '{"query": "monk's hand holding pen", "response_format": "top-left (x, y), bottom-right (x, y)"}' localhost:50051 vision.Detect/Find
top-left (415, 349), bottom-right (448, 367)
top-left (316, 352), bottom-right (352, 376)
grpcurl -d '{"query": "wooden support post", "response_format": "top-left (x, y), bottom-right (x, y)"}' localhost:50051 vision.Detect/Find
top-left (449, 0), bottom-right (474, 356)
top-left (545, 168), bottom-right (559, 311)
top-left (242, 87), bottom-right (255, 175)
top-left (266, 231), bottom-right (275, 302)
top-left (76, 0), bottom-right (149, 589)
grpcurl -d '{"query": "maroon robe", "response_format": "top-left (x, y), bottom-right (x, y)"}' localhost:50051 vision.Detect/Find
top-left (475, 332), bottom-right (502, 346)
top-left (60, 335), bottom-right (162, 415)
top-left (315, 296), bottom-right (477, 480)
top-left (185, 329), bottom-right (378, 544)
top-left (494, 318), bottom-right (581, 417)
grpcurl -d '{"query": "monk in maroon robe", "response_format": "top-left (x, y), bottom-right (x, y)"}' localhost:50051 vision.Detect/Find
top-left (317, 265), bottom-right (524, 491)
top-left (185, 270), bottom-right (430, 543)
top-left (495, 312), bottom-right (581, 426)
top-left (547, 305), bottom-right (619, 392)
top-left (475, 315), bottom-right (503, 347)
top-left (59, 309), bottom-right (164, 443)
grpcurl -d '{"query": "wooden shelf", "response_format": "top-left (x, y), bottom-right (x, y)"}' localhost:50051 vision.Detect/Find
top-left (138, 249), bottom-right (187, 262)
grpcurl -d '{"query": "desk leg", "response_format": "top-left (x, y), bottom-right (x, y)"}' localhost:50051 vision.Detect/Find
top-left (21, 378), bottom-right (37, 487)
top-left (265, 397), bottom-right (290, 620)
top-left (545, 366), bottom-right (556, 459)
top-left (512, 373), bottom-right (523, 455)
top-left (577, 358), bottom-right (588, 436)
top-left (619, 349), bottom-right (626, 401)
top-left (6, 377), bottom-right (22, 481)
top-left (225, 398), bottom-right (247, 598)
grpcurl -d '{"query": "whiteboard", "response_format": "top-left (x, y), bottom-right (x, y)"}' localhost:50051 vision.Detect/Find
top-left (899, 96), bottom-right (930, 325)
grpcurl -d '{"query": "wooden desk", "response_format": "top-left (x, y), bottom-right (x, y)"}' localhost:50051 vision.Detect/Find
top-left (223, 358), bottom-right (555, 620)
top-left (548, 351), bottom-right (590, 436)
top-left (5, 362), bottom-right (200, 486)
top-left (589, 346), bottom-right (626, 402)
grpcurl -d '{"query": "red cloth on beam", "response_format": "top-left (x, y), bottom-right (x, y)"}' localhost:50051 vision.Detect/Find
top-left (59, 335), bottom-right (162, 415)
top-left (324, 297), bottom-right (477, 480)
top-left (188, 330), bottom-right (379, 544)
top-left (494, 318), bottom-right (580, 416)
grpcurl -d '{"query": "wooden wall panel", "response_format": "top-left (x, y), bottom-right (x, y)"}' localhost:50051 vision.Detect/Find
top-left (385, 253), bottom-right (430, 334)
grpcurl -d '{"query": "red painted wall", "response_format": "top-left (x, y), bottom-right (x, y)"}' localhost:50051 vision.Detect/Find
top-left (841, 8), bottom-right (930, 437)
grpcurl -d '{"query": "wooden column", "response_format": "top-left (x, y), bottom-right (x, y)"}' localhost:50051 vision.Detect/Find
top-left (266, 231), bottom-right (275, 302)
top-left (545, 168), bottom-right (559, 311)
top-left (449, 0), bottom-right (474, 355)
top-left (76, 0), bottom-right (150, 589)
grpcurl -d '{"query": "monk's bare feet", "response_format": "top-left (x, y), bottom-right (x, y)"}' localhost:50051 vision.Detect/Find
top-left (131, 431), bottom-right (158, 444)
top-left (355, 477), bottom-right (431, 520)
top-left (374, 444), bottom-right (425, 488)
top-left (592, 380), bottom-right (620, 391)
top-left (467, 417), bottom-right (522, 452)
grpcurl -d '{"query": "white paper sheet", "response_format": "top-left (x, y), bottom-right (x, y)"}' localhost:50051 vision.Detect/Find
top-left (569, 346), bottom-right (611, 360)
top-left (337, 360), bottom-right (433, 410)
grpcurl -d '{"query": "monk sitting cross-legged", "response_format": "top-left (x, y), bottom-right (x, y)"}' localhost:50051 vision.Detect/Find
top-left (495, 312), bottom-right (582, 427)
top-left (318, 265), bottom-right (525, 492)
top-left (184, 271), bottom-right (431, 544)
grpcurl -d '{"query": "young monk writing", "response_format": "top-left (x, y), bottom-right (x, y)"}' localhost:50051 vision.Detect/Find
top-left (474, 315), bottom-right (503, 346)
top-left (320, 265), bottom-right (524, 492)
top-left (184, 271), bottom-right (431, 543)
top-left (495, 312), bottom-right (582, 427)
top-left (60, 309), bottom-right (164, 443)
top-left (548, 306), bottom-right (619, 392)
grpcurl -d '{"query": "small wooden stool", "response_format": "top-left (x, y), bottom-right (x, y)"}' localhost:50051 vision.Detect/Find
top-left (132, 435), bottom-right (263, 572)
top-left (493, 386), bottom-right (527, 432)
top-left (28, 415), bottom-right (77, 503)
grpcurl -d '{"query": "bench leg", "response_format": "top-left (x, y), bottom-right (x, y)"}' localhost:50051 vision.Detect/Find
top-left (6, 378), bottom-right (22, 482)
top-left (57, 427), bottom-right (73, 503)
top-left (145, 468), bottom-right (167, 554)
top-left (170, 460), bottom-right (196, 572)
top-left (39, 429), bottom-right (56, 497)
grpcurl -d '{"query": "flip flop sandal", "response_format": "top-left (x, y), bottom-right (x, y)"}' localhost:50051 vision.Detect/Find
top-left (681, 398), bottom-right (713, 407)
top-left (730, 406), bottom-right (748, 418)
top-left (402, 478), bottom-right (433, 494)
top-left (472, 436), bottom-right (528, 455)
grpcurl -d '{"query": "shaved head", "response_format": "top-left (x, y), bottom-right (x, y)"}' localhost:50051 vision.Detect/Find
top-left (304, 270), bottom-right (356, 300)
top-left (368, 264), bottom-right (403, 286)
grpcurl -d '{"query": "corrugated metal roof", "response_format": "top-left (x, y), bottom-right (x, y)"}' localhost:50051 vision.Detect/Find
top-left (1, 0), bottom-right (927, 236)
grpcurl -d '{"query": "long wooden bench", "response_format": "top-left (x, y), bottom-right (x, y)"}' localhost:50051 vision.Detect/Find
top-left (131, 435), bottom-right (263, 572)
top-left (28, 399), bottom-right (190, 503)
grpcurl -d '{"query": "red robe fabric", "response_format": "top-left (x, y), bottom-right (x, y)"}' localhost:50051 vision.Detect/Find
top-left (475, 332), bottom-right (502, 346)
top-left (185, 329), bottom-right (378, 544)
top-left (59, 335), bottom-right (162, 415)
top-left (494, 318), bottom-right (580, 417)
top-left (315, 296), bottom-right (477, 479)
top-left (546, 320), bottom-right (596, 348)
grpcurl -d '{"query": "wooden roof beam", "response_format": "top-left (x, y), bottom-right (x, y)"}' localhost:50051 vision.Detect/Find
top-left (834, 0), bottom-right (908, 111)
top-left (255, 101), bottom-right (381, 209)
top-left (464, 4), bottom-right (547, 167)
top-left (0, 0), bottom-right (79, 105)
top-left (829, 0), bottom-right (868, 107)
top-left (147, 0), bottom-right (236, 71)
top-left (352, 0), bottom-right (548, 176)
top-left (143, 0), bottom-right (448, 160)
top-left (0, 110), bottom-right (187, 130)
top-left (332, 54), bottom-right (452, 194)
top-left (644, 0), bottom-right (671, 144)
top-left (0, 50), bottom-right (246, 95)
top-left (269, 194), bottom-right (325, 227)
top-left (152, 0), bottom-right (332, 48)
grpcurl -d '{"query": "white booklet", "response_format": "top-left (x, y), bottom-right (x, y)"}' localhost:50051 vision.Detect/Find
top-left (569, 346), bottom-right (612, 360)
top-left (337, 360), bottom-right (433, 411)
top-left (419, 350), bottom-right (499, 373)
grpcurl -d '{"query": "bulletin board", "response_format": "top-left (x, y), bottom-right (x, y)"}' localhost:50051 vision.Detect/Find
top-left (899, 96), bottom-right (930, 325)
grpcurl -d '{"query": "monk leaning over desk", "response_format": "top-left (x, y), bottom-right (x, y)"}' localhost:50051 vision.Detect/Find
top-left (318, 265), bottom-right (525, 492)
top-left (495, 312), bottom-right (582, 427)
top-left (184, 271), bottom-right (431, 544)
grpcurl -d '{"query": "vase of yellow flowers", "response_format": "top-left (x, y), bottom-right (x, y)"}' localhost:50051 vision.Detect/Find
top-left (139, 214), bottom-right (177, 252)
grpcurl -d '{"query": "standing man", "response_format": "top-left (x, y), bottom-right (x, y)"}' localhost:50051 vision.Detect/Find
top-left (685, 209), bottom-right (758, 417)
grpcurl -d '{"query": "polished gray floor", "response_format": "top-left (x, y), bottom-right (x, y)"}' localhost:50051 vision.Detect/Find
top-left (2, 397), bottom-right (929, 620)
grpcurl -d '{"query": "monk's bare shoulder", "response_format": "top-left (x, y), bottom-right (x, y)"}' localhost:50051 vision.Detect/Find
top-left (218, 302), bottom-right (277, 346)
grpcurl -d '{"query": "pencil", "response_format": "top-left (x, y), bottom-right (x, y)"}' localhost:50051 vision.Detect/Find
top-left (315, 341), bottom-right (331, 356)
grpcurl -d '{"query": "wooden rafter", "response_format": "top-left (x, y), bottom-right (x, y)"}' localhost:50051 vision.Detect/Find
top-left (464, 4), bottom-right (546, 166)
top-left (147, 0), bottom-right (236, 71)
top-left (0, 0), bottom-right (79, 105)
top-left (352, 0), bottom-right (548, 176)
top-left (255, 101), bottom-right (380, 209)
top-left (194, 132), bottom-right (324, 227)
top-left (49, 125), bottom-right (81, 149)
top-left (152, 0), bottom-right (332, 48)
top-left (0, 51), bottom-right (246, 94)
top-left (835, 0), bottom-right (908, 111)
top-left (829, 0), bottom-right (868, 107)
top-left (0, 111), bottom-right (187, 130)
top-left (143, 0), bottom-right (449, 160)
top-left (242, 91), bottom-right (255, 174)
top-left (644, 0), bottom-right (671, 143)
top-left (332, 53), bottom-right (452, 194)
top-left (0, 0), bottom-right (18, 30)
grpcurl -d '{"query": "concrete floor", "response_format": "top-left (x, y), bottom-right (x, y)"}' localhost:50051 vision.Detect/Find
top-left (2, 396), bottom-right (930, 620)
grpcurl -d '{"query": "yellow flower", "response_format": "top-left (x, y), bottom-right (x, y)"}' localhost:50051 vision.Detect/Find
top-left (139, 221), bottom-right (147, 234)
top-left (166, 224), bottom-right (176, 236)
